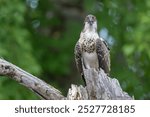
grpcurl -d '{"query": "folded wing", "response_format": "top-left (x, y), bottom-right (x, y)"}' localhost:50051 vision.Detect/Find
top-left (96, 39), bottom-right (110, 75)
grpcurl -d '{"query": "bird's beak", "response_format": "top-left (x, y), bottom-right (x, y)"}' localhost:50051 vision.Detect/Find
top-left (89, 21), bottom-right (93, 25)
top-left (88, 18), bottom-right (94, 25)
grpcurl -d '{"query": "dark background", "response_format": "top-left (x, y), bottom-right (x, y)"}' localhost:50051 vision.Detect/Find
top-left (0, 0), bottom-right (150, 99)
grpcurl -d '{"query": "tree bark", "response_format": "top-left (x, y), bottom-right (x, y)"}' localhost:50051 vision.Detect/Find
top-left (0, 58), bottom-right (133, 100)
top-left (0, 58), bottom-right (64, 100)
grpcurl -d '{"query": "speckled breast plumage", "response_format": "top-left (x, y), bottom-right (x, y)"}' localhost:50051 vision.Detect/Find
top-left (82, 38), bottom-right (96, 53)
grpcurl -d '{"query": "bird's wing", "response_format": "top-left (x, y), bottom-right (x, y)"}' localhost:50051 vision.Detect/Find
top-left (96, 39), bottom-right (110, 75)
top-left (74, 41), bottom-right (84, 78)
top-left (74, 42), bottom-right (86, 82)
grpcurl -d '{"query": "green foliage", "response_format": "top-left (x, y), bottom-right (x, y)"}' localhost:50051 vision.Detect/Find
top-left (0, 0), bottom-right (41, 99)
top-left (0, 0), bottom-right (149, 99)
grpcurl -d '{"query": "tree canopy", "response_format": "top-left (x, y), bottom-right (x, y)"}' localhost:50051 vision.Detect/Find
top-left (0, 0), bottom-right (149, 99)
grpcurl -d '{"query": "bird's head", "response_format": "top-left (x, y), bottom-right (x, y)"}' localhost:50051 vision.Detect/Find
top-left (83, 14), bottom-right (97, 32)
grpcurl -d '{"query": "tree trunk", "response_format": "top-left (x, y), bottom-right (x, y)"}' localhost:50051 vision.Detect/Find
top-left (67, 69), bottom-right (133, 100)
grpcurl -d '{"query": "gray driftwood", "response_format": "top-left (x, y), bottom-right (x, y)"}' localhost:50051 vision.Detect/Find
top-left (0, 58), bottom-right (133, 100)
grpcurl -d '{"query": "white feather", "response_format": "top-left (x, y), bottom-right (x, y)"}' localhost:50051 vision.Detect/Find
top-left (82, 51), bottom-right (99, 70)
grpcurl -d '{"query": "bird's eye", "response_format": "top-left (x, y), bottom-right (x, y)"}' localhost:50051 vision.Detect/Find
top-left (92, 16), bottom-right (95, 20)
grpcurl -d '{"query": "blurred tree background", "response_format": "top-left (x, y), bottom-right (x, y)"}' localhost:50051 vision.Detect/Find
top-left (0, 0), bottom-right (150, 99)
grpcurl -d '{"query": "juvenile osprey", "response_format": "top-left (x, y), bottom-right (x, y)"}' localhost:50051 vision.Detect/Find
top-left (74, 14), bottom-right (110, 84)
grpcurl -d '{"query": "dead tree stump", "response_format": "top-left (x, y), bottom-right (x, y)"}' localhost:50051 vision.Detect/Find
top-left (67, 69), bottom-right (133, 100)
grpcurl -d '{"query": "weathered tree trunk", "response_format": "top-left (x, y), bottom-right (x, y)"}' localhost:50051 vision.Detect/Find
top-left (67, 69), bottom-right (133, 100)
top-left (0, 58), bottom-right (133, 100)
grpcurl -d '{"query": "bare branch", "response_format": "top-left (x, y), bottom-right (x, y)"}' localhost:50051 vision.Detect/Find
top-left (0, 58), bottom-right (65, 100)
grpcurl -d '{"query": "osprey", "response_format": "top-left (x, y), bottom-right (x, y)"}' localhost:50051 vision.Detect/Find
top-left (74, 14), bottom-right (110, 84)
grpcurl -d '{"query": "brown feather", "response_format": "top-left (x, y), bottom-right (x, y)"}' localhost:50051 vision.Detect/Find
top-left (96, 39), bottom-right (110, 75)
top-left (74, 41), bottom-right (84, 77)
top-left (74, 41), bottom-right (86, 85)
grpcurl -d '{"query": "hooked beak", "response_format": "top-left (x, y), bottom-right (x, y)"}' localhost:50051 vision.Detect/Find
top-left (88, 17), bottom-right (94, 25)
top-left (89, 21), bottom-right (93, 25)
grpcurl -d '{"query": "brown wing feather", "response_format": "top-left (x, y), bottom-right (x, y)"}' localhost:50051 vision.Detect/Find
top-left (74, 41), bottom-right (84, 78)
top-left (96, 39), bottom-right (110, 75)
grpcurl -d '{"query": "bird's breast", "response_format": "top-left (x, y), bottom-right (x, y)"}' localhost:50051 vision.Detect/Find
top-left (82, 51), bottom-right (99, 69)
top-left (80, 31), bottom-right (99, 53)
top-left (82, 38), bottom-right (96, 53)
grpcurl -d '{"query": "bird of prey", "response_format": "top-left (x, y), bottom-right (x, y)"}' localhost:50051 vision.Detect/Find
top-left (74, 14), bottom-right (110, 84)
